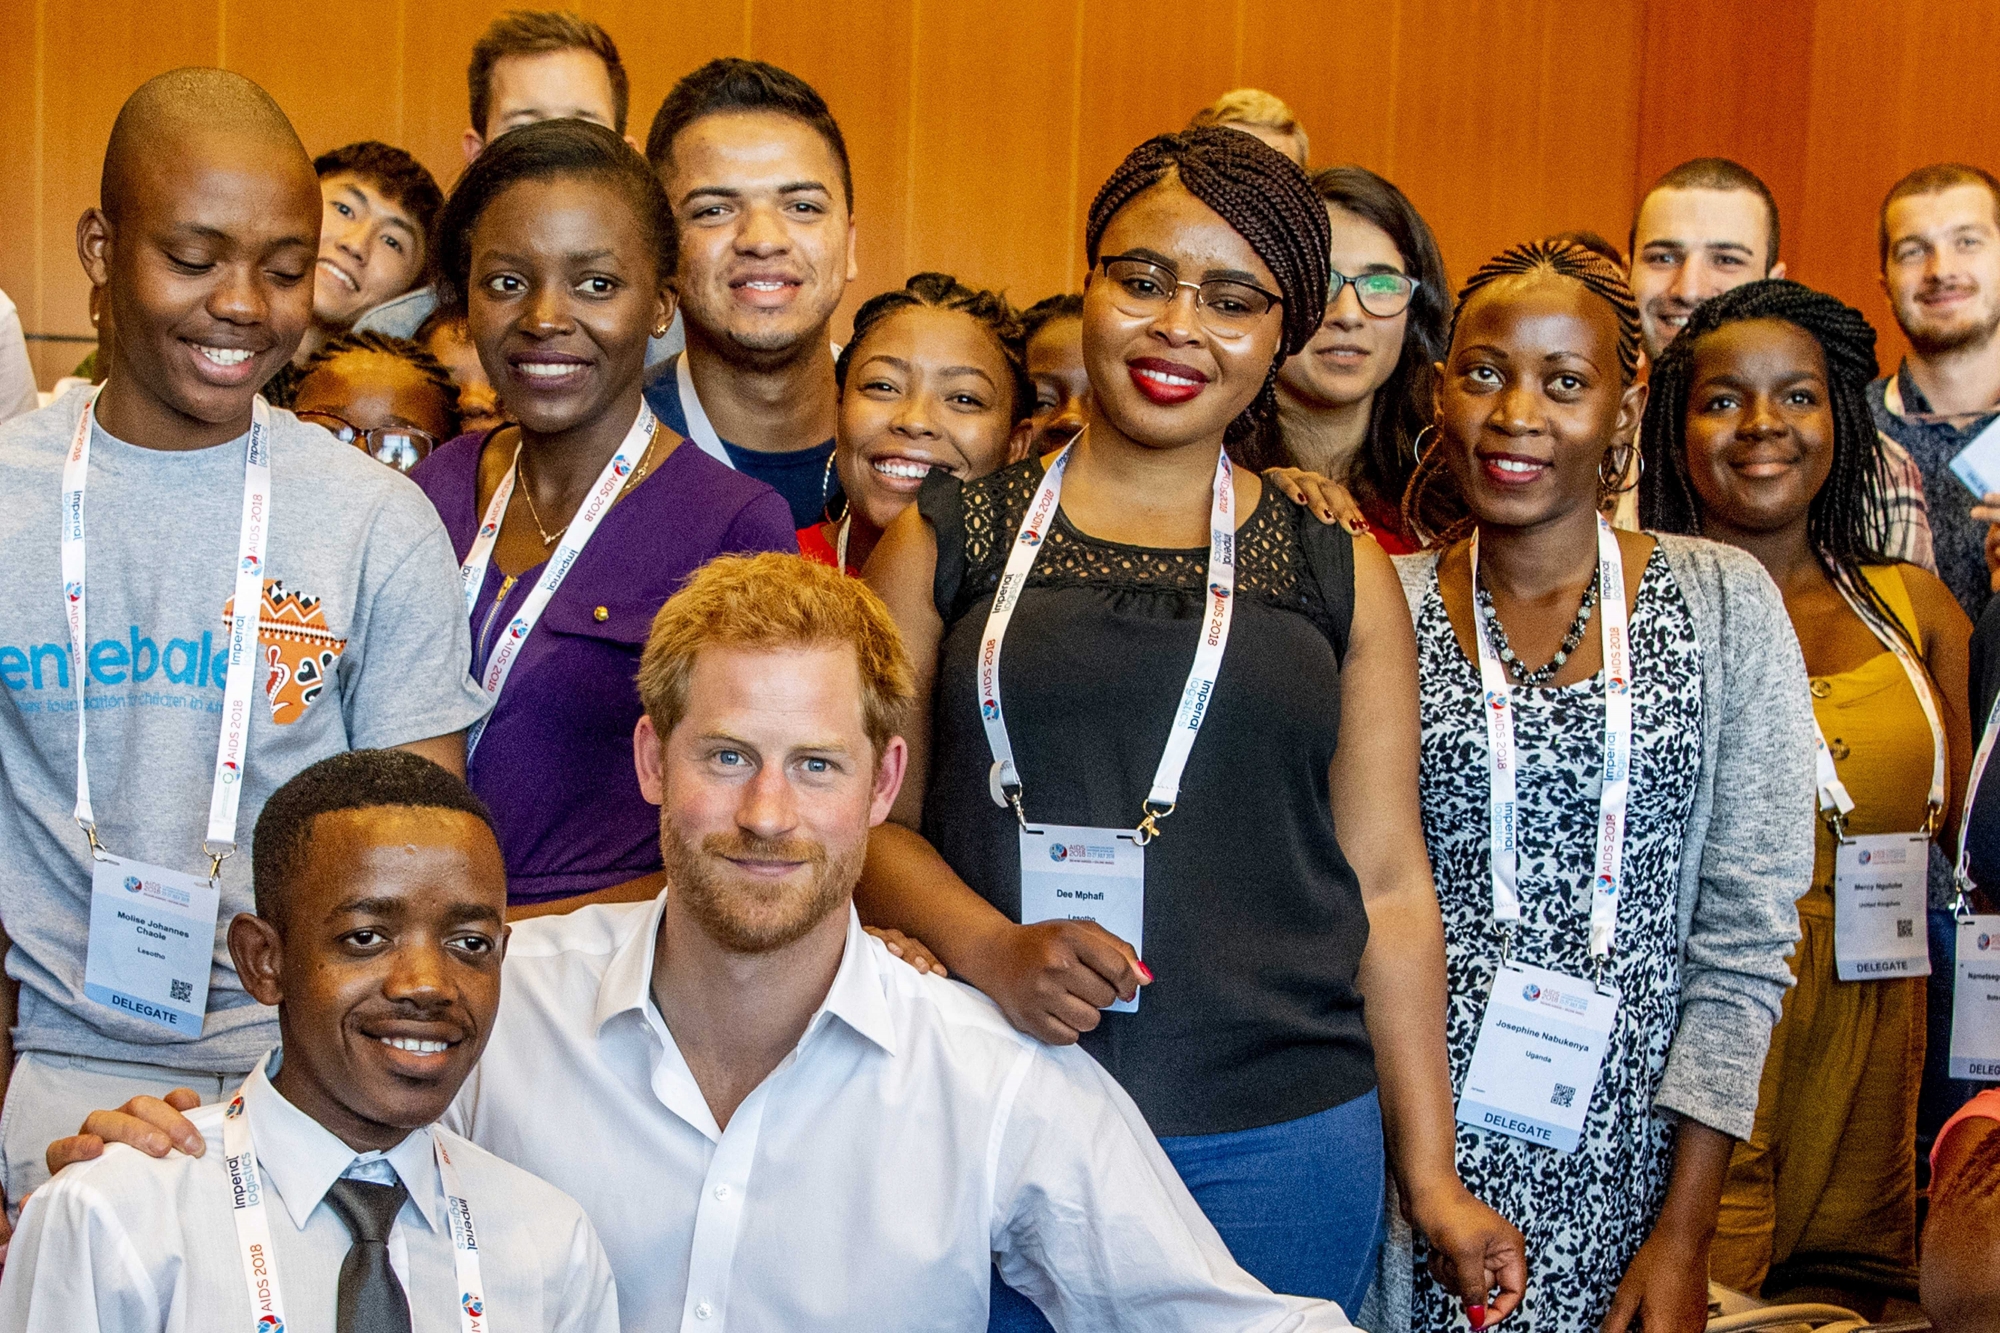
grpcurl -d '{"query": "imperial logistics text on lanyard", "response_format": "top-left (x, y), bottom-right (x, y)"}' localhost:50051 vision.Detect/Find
top-left (223, 1087), bottom-right (489, 1333)
top-left (1949, 685), bottom-right (2000, 1079)
top-left (457, 404), bottom-right (656, 758)
top-left (976, 440), bottom-right (1236, 1012)
top-left (1813, 576), bottom-right (1945, 981)
top-left (1454, 516), bottom-right (1629, 1155)
top-left (67, 386), bottom-right (269, 1035)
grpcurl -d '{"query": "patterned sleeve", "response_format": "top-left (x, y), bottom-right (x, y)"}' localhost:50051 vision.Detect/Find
top-left (1875, 432), bottom-right (1937, 574)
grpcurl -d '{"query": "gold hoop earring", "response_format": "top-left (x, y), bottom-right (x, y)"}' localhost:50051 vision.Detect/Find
top-left (1409, 424), bottom-right (1437, 465)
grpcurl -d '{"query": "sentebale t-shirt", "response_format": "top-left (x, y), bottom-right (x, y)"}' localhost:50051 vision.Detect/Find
top-left (0, 392), bottom-right (491, 1072)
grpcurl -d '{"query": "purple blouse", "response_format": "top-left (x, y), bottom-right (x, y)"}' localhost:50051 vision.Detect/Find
top-left (412, 429), bottom-right (797, 904)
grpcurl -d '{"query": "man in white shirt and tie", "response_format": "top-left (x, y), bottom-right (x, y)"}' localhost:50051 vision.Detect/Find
top-left (5, 750), bottom-right (618, 1332)
top-left (55, 553), bottom-right (1354, 1332)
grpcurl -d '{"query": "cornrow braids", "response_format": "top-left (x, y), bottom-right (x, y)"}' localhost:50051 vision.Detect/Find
top-left (834, 272), bottom-right (1033, 424)
top-left (1637, 277), bottom-right (1913, 654)
top-left (1402, 238), bottom-right (1643, 546)
top-left (1085, 128), bottom-right (1330, 467)
top-left (291, 330), bottom-right (462, 438)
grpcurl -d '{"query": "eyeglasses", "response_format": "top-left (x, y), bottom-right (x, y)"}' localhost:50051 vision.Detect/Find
top-left (297, 410), bottom-right (438, 473)
top-left (1328, 269), bottom-right (1419, 319)
top-left (1095, 254), bottom-right (1283, 335)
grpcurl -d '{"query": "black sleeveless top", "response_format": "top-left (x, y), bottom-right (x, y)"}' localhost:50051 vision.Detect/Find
top-left (918, 456), bottom-right (1375, 1135)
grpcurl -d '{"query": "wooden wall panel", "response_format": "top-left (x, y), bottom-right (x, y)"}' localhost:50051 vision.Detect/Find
top-left (904, 0), bottom-right (1077, 305)
top-left (747, 0), bottom-right (913, 337)
top-left (1631, 0), bottom-right (1814, 274)
top-left (1798, 0), bottom-right (2000, 371)
top-left (1382, 0), bottom-right (1645, 285)
top-left (0, 0), bottom-right (1989, 391)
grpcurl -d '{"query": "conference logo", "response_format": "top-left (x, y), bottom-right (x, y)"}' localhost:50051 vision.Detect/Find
top-left (462, 1294), bottom-right (484, 1318)
top-left (1859, 849), bottom-right (1873, 866)
top-left (1049, 841), bottom-right (1116, 865)
top-left (226, 1095), bottom-right (245, 1119)
top-left (478, 519), bottom-right (499, 539)
top-left (1979, 933), bottom-right (1993, 951)
top-left (258, 1317), bottom-right (284, 1332)
top-left (1486, 690), bottom-right (1508, 713)
top-left (241, 554), bottom-right (260, 575)
top-left (1522, 983), bottom-right (1541, 1002)
top-left (1608, 677), bottom-right (1630, 696)
top-left (1051, 843), bottom-right (1069, 862)
top-left (507, 617), bottom-right (529, 641)
top-left (1209, 581), bottom-right (1232, 600)
top-left (981, 699), bottom-right (1000, 720)
top-left (612, 457), bottom-right (632, 478)
top-left (222, 759), bottom-right (241, 785)
top-left (64, 580), bottom-right (82, 604)
top-left (1021, 529), bottom-right (1043, 547)
top-left (1597, 872), bottom-right (1616, 897)
top-left (124, 876), bottom-right (143, 894)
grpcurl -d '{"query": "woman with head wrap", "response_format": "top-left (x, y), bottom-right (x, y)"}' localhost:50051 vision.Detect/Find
top-left (858, 128), bottom-right (1525, 1330)
top-left (1388, 243), bottom-right (1815, 1331)
top-left (1641, 279), bottom-right (1971, 1310)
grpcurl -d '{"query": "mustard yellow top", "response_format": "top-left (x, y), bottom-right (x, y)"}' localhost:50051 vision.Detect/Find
top-left (1808, 564), bottom-right (1938, 896)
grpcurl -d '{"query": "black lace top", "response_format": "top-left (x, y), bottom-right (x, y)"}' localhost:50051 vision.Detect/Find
top-left (918, 456), bottom-right (1375, 1135)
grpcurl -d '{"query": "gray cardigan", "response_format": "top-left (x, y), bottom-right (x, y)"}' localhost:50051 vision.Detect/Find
top-left (1393, 533), bottom-right (1812, 1140)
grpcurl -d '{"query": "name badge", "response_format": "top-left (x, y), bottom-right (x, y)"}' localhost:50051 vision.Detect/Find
top-left (1952, 915), bottom-right (2000, 1080)
top-left (1456, 962), bottom-right (1619, 1154)
top-left (83, 853), bottom-right (219, 1034)
top-left (1019, 823), bottom-right (1144, 1013)
top-left (1834, 833), bottom-right (1932, 981)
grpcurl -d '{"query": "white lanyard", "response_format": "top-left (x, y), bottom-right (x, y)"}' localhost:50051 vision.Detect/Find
top-left (1470, 517), bottom-right (1632, 959)
top-left (1957, 690), bottom-right (2000, 898)
top-left (1812, 575), bottom-right (1947, 834)
top-left (675, 353), bottom-right (733, 468)
top-left (222, 1086), bottom-right (489, 1333)
top-left (458, 405), bottom-right (655, 754)
top-left (63, 387), bottom-right (271, 877)
top-left (978, 440), bottom-right (1236, 841)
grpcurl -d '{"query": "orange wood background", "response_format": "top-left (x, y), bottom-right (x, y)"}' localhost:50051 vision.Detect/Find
top-left (3, 0), bottom-right (1996, 389)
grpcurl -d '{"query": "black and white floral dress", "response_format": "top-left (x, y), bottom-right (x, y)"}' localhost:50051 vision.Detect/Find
top-left (1410, 549), bottom-right (1704, 1333)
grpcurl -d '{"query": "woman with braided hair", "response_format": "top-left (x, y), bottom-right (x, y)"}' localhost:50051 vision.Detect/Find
top-left (801, 272), bottom-right (1034, 574)
top-left (1638, 278), bottom-right (1970, 1307)
top-left (860, 128), bottom-right (1524, 1329)
top-left (1389, 241), bottom-right (1814, 1331)
top-left (284, 329), bottom-right (462, 472)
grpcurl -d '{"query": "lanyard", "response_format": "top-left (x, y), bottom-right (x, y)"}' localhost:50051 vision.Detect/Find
top-left (1812, 574), bottom-right (1948, 837)
top-left (63, 387), bottom-right (271, 878)
top-left (1470, 517), bottom-right (1631, 959)
top-left (675, 353), bottom-right (733, 468)
top-left (222, 1086), bottom-right (489, 1333)
top-left (1957, 689), bottom-right (2000, 901)
top-left (458, 405), bottom-right (655, 755)
top-left (977, 440), bottom-right (1236, 842)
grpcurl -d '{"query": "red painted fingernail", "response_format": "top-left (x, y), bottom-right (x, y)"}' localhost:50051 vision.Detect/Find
top-left (1135, 960), bottom-right (1155, 983)
top-left (1467, 1305), bottom-right (1486, 1328)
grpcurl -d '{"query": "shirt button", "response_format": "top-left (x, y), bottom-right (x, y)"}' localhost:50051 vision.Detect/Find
top-left (1809, 678), bottom-right (1832, 698)
top-left (695, 1302), bottom-right (713, 1320)
top-left (714, 1183), bottom-right (730, 1199)
top-left (593, 605), bottom-right (610, 622)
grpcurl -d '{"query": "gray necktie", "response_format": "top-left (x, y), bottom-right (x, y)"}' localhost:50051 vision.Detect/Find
top-left (324, 1176), bottom-right (413, 1333)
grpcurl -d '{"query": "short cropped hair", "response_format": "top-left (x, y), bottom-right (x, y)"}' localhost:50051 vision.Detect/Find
top-left (467, 9), bottom-right (630, 137)
top-left (1879, 163), bottom-right (2000, 266)
top-left (1187, 89), bottom-right (1309, 165)
top-left (313, 141), bottom-right (445, 247)
top-left (251, 750), bottom-right (494, 928)
top-left (1633, 157), bottom-right (1780, 271)
top-left (636, 553), bottom-right (914, 761)
top-left (645, 59), bottom-right (853, 211)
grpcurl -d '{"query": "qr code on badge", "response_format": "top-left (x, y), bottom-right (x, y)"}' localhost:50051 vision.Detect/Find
top-left (1897, 919), bottom-right (1915, 939)
top-left (1550, 1084), bottom-right (1576, 1109)
top-left (169, 979), bottom-right (192, 1003)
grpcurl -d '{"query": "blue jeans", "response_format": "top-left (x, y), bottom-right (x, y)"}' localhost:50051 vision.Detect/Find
top-left (987, 1089), bottom-right (1387, 1329)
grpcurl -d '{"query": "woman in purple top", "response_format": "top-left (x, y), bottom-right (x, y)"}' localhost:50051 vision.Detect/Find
top-left (411, 120), bottom-right (795, 909)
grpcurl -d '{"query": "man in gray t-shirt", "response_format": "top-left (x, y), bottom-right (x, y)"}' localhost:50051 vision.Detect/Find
top-left (0, 68), bottom-right (489, 1214)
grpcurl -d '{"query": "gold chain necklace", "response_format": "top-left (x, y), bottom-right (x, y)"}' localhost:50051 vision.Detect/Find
top-left (513, 424), bottom-right (658, 547)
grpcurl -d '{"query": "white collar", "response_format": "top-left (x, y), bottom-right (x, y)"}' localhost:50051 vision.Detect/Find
top-left (242, 1049), bottom-right (443, 1234)
top-left (593, 891), bottom-right (901, 1060)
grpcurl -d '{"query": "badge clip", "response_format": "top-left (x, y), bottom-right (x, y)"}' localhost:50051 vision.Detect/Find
top-left (1134, 800), bottom-right (1175, 846)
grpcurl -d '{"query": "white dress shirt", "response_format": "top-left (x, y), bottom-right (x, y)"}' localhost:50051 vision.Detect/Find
top-left (449, 895), bottom-right (1353, 1332)
top-left (0, 1050), bottom-right (619, 1333)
